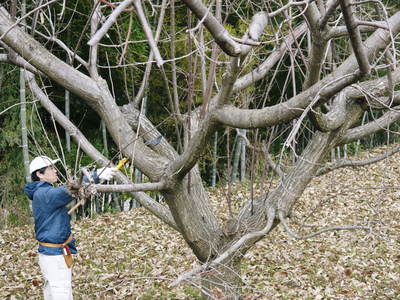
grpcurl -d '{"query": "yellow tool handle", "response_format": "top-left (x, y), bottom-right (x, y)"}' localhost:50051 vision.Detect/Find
top-left (115, 158), bottom-right (128, 170)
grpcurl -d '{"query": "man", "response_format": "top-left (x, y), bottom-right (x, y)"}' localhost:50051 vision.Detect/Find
top-left (23, 155), bottom-right (116, 300)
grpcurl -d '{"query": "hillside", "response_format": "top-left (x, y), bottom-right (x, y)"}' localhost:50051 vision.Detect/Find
top-left (1, 146), bottom-right (400, 299)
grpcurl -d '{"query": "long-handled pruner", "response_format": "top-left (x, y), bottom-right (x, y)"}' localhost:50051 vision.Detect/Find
top-left (67, 158), bottom-right (128, 215)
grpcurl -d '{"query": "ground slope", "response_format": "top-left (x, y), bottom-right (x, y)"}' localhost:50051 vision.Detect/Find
top-left (1, 146), bottom-right (399, 299)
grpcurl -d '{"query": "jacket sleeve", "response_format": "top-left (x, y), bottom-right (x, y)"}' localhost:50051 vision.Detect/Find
top-left (47, 186), bottom-right (74, 208)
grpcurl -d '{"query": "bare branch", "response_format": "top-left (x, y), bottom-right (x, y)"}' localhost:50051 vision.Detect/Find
top-left (239, 12), bottom-right (269, 55)
top-left (328, 22), bottom-right (388, 38)
top-left (319, 0), bottom-right (339, 29)
top-left (132, 0), bottom-right (164, 67)
top-left (341, 105), bottom-right (400, 144)
top-left (345, 70), bottom-right (400, 102)
top-left (356, 20), bottom-right (389, 30)
top-left (269, 0), bottom-right (314, 18)
top-left (120, 103), bottom-right (178, 160)
top-left (181, 0), bottom-right (241, 56)
top-left (89, 181), bottom-right (166, 193)
top-left (317, 144), bottom-right (400, 176)
top-left (99, 0), bottom-right (135, 11)
top-left (303, 2), bottom-right (321, 32)
top-left (134, 0), bottom-right (167, 105)
top-left (279, 211), bottom-right (370, 239)
top-left (0, 53), bottom-right (39, 74)
top-left (89, 3), bottom-right (102, 77)
top-left (168, 43), bottom-right (246, 179)
top-left (87, 0), bottom-right (134, 47)
top-left (339, 0), bottom-right (370, 75)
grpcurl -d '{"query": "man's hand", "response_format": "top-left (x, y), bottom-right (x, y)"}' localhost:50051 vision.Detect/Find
top-left (97, 167), bottom-right (118, 181)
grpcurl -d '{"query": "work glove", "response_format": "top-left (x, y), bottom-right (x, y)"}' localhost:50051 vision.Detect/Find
top-left (97, 167), bottom-right (117, 182)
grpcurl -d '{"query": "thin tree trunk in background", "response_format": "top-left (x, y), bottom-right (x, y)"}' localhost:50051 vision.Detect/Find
top-left (211, 131), bottom-right (218, 187)
top-left (231, 134), bottom-right (240, 182)
top-left (0, 64), bottom-right (3, 89)
top-left (240, 129), bottom-right (246, 182)
top-left (226, 128), bottom-right (233, 217)
top-left (20, 68), bottom-right (30, 182)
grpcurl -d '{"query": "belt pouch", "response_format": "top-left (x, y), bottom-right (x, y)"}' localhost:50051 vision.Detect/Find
top-left (62, 245), bottom-right (74, 268)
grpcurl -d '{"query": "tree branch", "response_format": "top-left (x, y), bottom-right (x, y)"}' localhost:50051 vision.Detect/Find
top-left (87, 0), bottom-right (134, 47)
top-left (339, 0), bottom-right (370, 75)
top-left (345, 70), bottom-right (400, 103)
top-left (132, 0), bottom-right (164, 67)
top-left (319, 0), bottom-right (339, 30)
top-left (317, 144), bottom-right (400, 176)
top-left (341, 105), bottom-right (400, 144)
top-left (89, 181), bottom-right (166, 193)
top-left (216, 72), bottom-right (359, 128)
top-left (303, 2), bottom-right (321, 33)
top-left (327, 22), bottom-right (388, 38)
top-left (278, 211), bottom-right (370, 239)
top-left (89, 2), bottom-right (102, 77)
top-left (165, 7), bottom-right (276, 178)
top-left (133, 0), bottom-right (167, 106)
top-left (181, 0), bottom-right (241, 56)
top-left (0, 53), bottom-right (39, 74)
top-left (120, 103), bottom-right (178, 160)
top-left (262, 144), bottom-right (285, 178)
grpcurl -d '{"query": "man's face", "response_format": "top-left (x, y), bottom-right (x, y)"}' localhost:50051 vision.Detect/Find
top-left (38, 166), bottom-right (58, 183)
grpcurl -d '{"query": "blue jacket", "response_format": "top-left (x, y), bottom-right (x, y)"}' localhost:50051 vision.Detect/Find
top-left (24, 181), bottom-right (77, 255)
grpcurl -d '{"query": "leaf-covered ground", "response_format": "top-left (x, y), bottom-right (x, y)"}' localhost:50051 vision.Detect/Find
top-left (1, 146), bottom-right (400, 299)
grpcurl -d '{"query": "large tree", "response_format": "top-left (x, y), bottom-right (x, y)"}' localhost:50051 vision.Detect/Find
top-left (1, 0), bottom-right (399, 298)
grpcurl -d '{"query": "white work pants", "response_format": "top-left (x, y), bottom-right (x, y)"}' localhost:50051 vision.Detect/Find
top-left (38, 254), bottom-right (73, 300)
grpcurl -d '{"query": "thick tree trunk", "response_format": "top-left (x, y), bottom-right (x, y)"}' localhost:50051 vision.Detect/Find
top-left (163, 169), bottom-right (225, 261)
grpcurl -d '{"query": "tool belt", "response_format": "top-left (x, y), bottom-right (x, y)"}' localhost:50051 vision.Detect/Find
top-left (38, 235), bottom-right (74, 268)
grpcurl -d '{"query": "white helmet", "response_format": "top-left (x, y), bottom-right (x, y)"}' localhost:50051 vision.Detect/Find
top-left (29, 156), bottom-right (60, 174)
